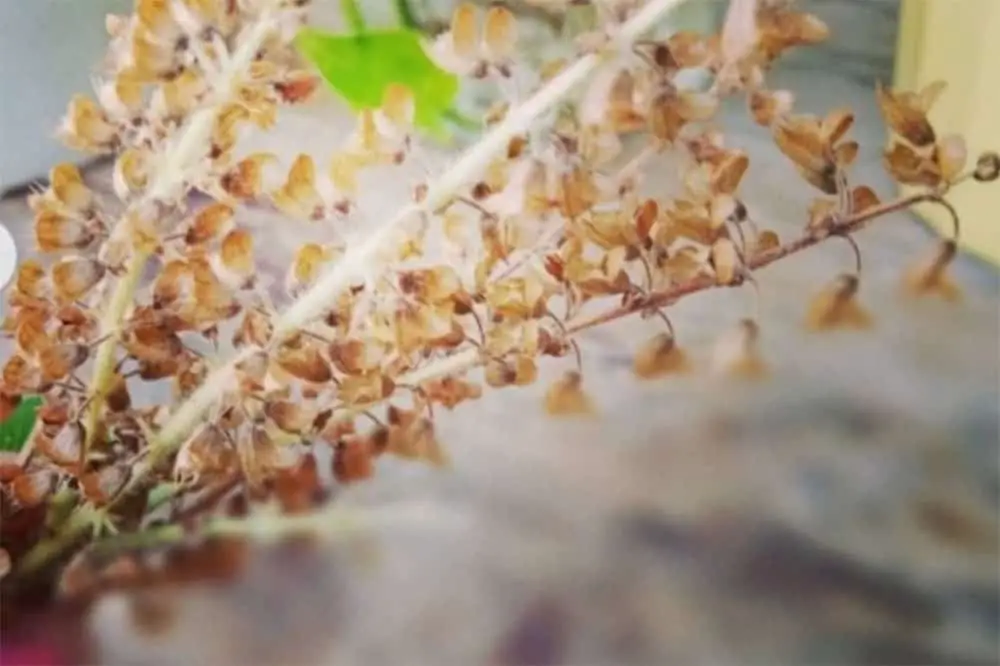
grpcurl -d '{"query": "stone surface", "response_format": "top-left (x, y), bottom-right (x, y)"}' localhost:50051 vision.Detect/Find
top-left (2, 1), bottom-right (998, 664)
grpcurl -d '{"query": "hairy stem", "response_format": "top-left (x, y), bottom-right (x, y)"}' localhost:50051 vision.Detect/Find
top-left (337, 188), bottom-right (950, 413)
top-left (392, 0), bottom-right (419, 30)
top-left (152, 0), bottom-right (693, 460)
top-left (81, 12), bottom-right (281, 457)
top-left (341, 0), bottom-right (367, 32)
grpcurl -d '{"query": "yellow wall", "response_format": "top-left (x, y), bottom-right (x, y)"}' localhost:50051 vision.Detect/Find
top-left (895, 0), bottom-right (1000, 265)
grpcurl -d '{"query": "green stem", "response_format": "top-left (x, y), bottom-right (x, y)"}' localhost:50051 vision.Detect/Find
top-left (340, 0), bottom-right (367, 33)
top-left (393, 0), bottom-right (420, 29)
top-left (443, 108), bottom-right (482, 131)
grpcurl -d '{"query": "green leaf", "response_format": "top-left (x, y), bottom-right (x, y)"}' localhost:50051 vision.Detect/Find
top-left (0, 395), bottom-right (41, 454)
top-left (294, 27), bottom-right (459, 137)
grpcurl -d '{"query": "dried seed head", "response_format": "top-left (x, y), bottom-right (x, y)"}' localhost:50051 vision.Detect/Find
top-left (39, 422), bottom-right (84, 468)
top-left (49, 163), bottom-right (94, 212)
top-left (482, 5), bottom-right (517, 63)
top-left (333, 435), bottom-right (377, 484)
top-left (113, 148), bottom-right (150, 199)
top-left (903, 240), bottom-right (961, 301)
top-left (51, 257), bottom-right (106, 302)
top-left (11, 470), bottom-right (55, 507)
top-left (633, 332), bottom-right (691, 379)
top-left (974, 151), bottom-right (1000, 182)
top-left (876, 80), bottom-right (941, 147)
top-left (219, 228), bottom-right (255, 281)
top-left (711, 319), bottom-right (767, 379)
top-left (80, 464), bottom-right (129, 506)
top-left (264, 399), bottom-right (317, 435)
top-left (35, 211), bottom-right (96, 252)
top-left (748, 88), bottom-right (794, 126)
top-left (421, 375), bottom-right (482, 410)
top-left (60, 94), bottom-right (118, 152)
top-left (751, 229), bottom-right (781, 256)
top-left (274, 342), bottom-right (333, 385)
top-left (711, 237), bottom-right (740, 285)
top-left (186, 202), bottom-right (235, 245)
top-left (450, 2), bottom-right (478, 61)
top-left (804, 274), bottom-right (873, 331)
top-left (543, 370), bottom-right (594, 417)
top-left (38, 342), bottom-right (90, 381)
top-left (934, 134), bottom-right (968, 183)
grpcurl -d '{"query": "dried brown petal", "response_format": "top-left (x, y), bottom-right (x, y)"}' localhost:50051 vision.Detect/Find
top-left (38, 342), bottom-right (89, 381)
top-left (750, 232), bottom-right (778, 259)
top-left (876, 81), bottom-right (939, 147)
top-left (186, 202), bottom-right (235, 245)
top-left (903, 240), bottom-right (961, 301)
top-left (543, 371), bottom-right (594, 417)
top-left (39, 422), bottom-right (84, 468)
top-left (35, 211), bottom-right (95, 252)
top-left (450, 2), bottom-right (478, 61)
top-left (220, 229), bottom-right (255, 280)
top-left (80, 465), bottom-right (129, 506)
top-left (275, 72), bottom-right (320, 104)
top-left (15, 260), bottom-right (48, 299)
top-left (222, 153), bottom-right (276, 199)
top-left (633, 333), bottom-right (691, 379)
top-left (333, 435), bottom-right (376, 483)
top-left (49, 163), bottom-right (94, 212)
top-left (711, 237), bottom-right (740, 285)
top-left (748, 89), bottom-right (794, 126)
top-left (711, 319), bottom-right (767, 379)
top-left (804, 274), bottom-right (873, 331)
top-left (935, 134), bottom-right (968, 183)
top-left (51, 257), bottom-right (106, 302)
top-left (274, 342), bottom-right (333, 384)
top-left (883, 140), bottom-right (940, 187)
top-left (482, 5), bottom-right (517, 63)
top-left (264, 399), bottom-right (317, 436)
top-left (338, 371), bottom-right (394, 406)
top-left (421, 375), bottom-right (482, 410)
top-left (711, 151), bottom-right (750, 194)
top-left (11, 470), bottom-right (55, 507)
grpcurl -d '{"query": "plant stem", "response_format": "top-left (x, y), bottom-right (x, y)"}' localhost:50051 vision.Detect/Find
top-left (393, 0), bottom-right (419, 30)
top-left (80, 12), bottom-right (281, 458)
top-left (19, 10), bottom-right (284, 578)
top-left (153, 0), bottom-right (694, 458)
top-left (331, 189), bottom-right (953, 414)
top-left (341, 0), bottom-right (367, 33)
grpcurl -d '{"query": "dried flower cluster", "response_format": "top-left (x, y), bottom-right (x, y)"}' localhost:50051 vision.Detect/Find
top-left (1, 0), bottom-right (996, 607)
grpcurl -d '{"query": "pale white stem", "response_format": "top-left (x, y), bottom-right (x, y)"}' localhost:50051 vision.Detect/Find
top-left (155, 0), bottom-right (693, 452)
top-left (84, 10), bottom-right (281, 452)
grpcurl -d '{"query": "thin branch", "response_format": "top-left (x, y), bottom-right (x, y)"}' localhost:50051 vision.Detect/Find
top-left (342, 187), bottom-right (946, 409)
top-left (152, 0), bottom-right (695, 458)
top-left (82, 11), bottom-right (282, 458)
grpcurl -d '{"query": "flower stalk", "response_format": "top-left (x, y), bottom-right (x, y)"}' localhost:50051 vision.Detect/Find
top-left (153, 0), bottom-right (694, 456)
top-left (82, 11), bottom-right (282, 455)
